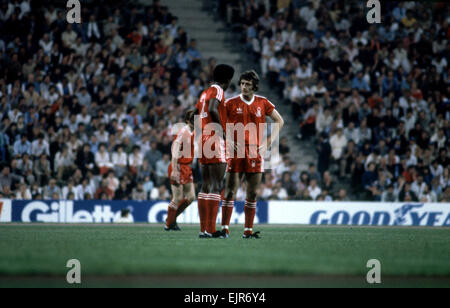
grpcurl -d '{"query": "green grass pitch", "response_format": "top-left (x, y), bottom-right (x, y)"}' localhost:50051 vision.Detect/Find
top-left (0, 224), bottom-right (449, 287)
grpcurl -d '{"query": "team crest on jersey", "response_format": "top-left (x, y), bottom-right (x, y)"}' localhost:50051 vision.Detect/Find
top-left (236, 107), bottom-right (243, 114)
top-left (251, 161), bottom-right (256, 167)
top-left (256, 107), bottom-right (262, 117)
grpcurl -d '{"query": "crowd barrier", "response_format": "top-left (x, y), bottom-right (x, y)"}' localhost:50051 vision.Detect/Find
top-left (0, 200), bottom-right (449, 226)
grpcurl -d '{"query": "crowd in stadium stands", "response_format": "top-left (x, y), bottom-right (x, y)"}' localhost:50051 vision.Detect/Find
top-left (217, 0), bottom-right (450, 202)
top-left (0, 0), bottom-right (449, 203)
top-left (0, 0), bottom-right (213, 201)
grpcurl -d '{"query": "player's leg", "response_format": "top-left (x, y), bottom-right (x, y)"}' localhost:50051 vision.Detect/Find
top-left (176, 182), bottom-right (195, 217)
top-left (198, 163), bottom-right (211, 236)
top-left (221, 171), bottom-right (241, 236)
top-left (175, 165), bottom-right (195, 217)
top-left (243, 172), bottom-right (263, 238)
top-left (207, 163), bottom-right (227, 235)
top-left (165, 183), bottom-right (183, 231)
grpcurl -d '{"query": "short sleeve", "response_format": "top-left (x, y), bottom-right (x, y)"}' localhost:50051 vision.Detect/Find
top-left (265, 98), bottom-right (275, 116)
top-left (210, 85), bottom-right (224, 102)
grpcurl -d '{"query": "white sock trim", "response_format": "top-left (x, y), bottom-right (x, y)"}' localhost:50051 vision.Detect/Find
top-left (222, 201), bottom-right (235, 207)
top-left (206, 194), bottom-right (221, 201)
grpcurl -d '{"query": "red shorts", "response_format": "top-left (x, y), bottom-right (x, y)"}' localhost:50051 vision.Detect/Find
top-left (198, 135), bottom-right (226, 165)
top-left (227, 145), bottom-right (264, 173)
top-left (168, 163), bottom-right (193, 185)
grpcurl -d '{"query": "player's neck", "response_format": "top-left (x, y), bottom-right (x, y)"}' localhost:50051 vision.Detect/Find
top-left (213, 82), bottom-right (224, 89)
top-left (242, 93), bottom-right (254, 102)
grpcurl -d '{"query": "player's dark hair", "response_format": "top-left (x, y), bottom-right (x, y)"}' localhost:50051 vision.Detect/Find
top-left (213, 64), bottom-right (235, 84)
top-left (239, 70), bottom-right (260, 91)
top-left (184, 109), bottom-right (195, 125)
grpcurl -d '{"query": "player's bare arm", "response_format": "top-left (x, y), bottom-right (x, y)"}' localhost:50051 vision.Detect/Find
top-left (170, 137), bottom-right (181, 183)
top-left (260, 109), bottom-right (284, 153)
top-left (208, 98), bottom-right (226, 140)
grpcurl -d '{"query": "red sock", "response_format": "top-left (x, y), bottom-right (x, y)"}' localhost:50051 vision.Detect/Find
top-left (207, 194), bottom-right (221, 234)
top-left (166, 201), bottom-right (178, 227)
top-left (221, 200), bottom-right (234, 233)
top-left (244, 200), bottom-right (257, 235)
top-left (198, 193), bottom-right (208, 233)
top-left (176, 199), bottom-right (190, 217)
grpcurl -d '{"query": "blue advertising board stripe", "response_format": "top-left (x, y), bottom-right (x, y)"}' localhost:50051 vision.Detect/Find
top-left (9, 200), bottom-right (269, 224)
top-left (5, 200), bottom-right (450, 226)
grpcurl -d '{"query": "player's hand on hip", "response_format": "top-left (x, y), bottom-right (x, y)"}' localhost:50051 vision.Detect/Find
top-left (171, 171), bottom-right (180, 183)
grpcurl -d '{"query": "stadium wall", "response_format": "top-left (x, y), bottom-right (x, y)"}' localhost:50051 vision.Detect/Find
top-left (0, 200), bottom-right (449, 227)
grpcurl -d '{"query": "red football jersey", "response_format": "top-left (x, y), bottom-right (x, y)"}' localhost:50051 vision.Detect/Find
top-left (195, 84), bottom-right (226, 135)
top-left (172, 125), bottom-right (194, 164)
top-left (225, 94), bottom-right (275, 146)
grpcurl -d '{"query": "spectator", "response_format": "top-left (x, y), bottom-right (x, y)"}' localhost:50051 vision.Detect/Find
top-left (329, 128), bottom-right (348, 162)
top-left (114, 180), bottom-right (130, 200)
top-left (76, 178), bottom-right (95, 200)
top-left (307, 178), bottom-right (322, 201)
top-left (352, 72), bottom-right (371, 94)
top-left (112, 144), bottom-right (128, 178)
top-left (30, 133), bottom-right (50, 158)
top-left (150, 184), bottom-right (170, 200)
top-left (95, 143), bottom-right (113, 175)
top-left (271, 181), bottom-right (289, 200)
top-left (43, 178), bottom-right (61, 199)
top-left (362, 162), bottom-right (378, 199)
top-left (315, 107), bottom-right (333, 135)
top-left (317, 133), bottom-right (331, 177)
top-left (275, 156), bottom-right (291, 178)
top-left (177, 88), bottom-right (195, 110)
top-left (13, 134), bottom-right (31, 157)
top-left (75, 144), bottom-right (96, 175)
top-left (419, 184), bottom-right (437, 203)
top-left (0, 166), bottom-right (22, 192)
top-left (381, 184), bottom-right (398, 202)
top-left (62, 179), bottom-right (77, 200)
top-left (105, 170), bottom-right (119, 194)
top-left (54, 145), bottom-right (74, 181)
top-left (281, 172), bottom-right (296, 198)
top-left (132, 182), bottom-right (147, 200)
top-left (137, 159), bottom-right (152, 183)
top-left (128, 145), bottom-right (144, 175)
top-left (16, 183), bottom-right (32, 199)
top-left (155, 153), bottom-right (170, 186)
top-left (398, 181), bottom-right (419, 202)
top-left (321, 171), bottom-right (334, 195)
top-left (94, 180), bottom-right (113, 200)
top-left (335, 188), bottom-right (350, 201)
top-left (279, 137), bottom-right (290, 156)
top-left (33, 154), bottom-right (51, 187)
